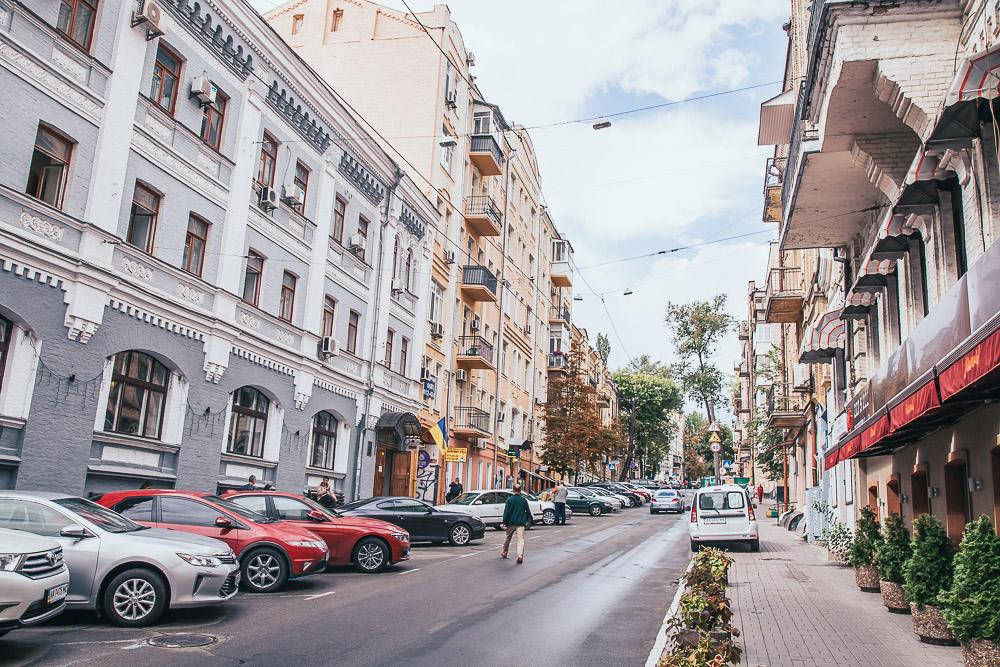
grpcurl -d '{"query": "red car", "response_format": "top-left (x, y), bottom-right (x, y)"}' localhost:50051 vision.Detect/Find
top-left (223, 491), bottom-right (410, 573)
top-left (96, 490), bottom-right (329, 593)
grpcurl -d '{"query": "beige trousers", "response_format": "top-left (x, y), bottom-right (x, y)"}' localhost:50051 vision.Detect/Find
top-left (502, 525), bottom-right (525, 557)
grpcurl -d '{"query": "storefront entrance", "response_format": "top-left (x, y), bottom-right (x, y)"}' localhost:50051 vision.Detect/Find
top-left (372, 411), bottom-right (422, 498)
top-left (374, 445), bottom-right (412, 496)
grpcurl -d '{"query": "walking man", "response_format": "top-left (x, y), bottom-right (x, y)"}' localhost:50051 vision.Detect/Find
top-left (756, 483), bottom-right (764, 505)
top-left (551, 482), bottom-right (568, 525)
top-left (500, 484), bottom-right (531, 564)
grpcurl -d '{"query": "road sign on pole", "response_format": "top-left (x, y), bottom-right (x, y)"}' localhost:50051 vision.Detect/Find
top-left (710, 441), bottom-right (721, 454)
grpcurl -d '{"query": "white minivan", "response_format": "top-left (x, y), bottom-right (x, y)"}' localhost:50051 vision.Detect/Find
top-left (688, 485), bottom-right (759, 552)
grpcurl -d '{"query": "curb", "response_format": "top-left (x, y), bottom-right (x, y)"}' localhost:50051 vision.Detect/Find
top-left (644, 556), bottom-right (694, 667)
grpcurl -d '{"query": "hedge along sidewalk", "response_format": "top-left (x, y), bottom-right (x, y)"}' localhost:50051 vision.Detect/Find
top-left (730, 516), bottom-right (961, 667)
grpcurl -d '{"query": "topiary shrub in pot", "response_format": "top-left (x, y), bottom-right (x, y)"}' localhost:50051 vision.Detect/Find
top-left (875, 512), bottom-right (911, 613)
top-left (938, 516), bottom-right (1000, 666)
top-left (903, 513), bottom-right (955, 645)
top-left (849, 506), bottom-right (882, 592)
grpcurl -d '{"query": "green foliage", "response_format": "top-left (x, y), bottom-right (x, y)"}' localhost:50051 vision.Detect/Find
top-left (693, 547), bottom-right (733, 582)
top-left (596, 333), bottom-right (611, 367)
top-left (612, 368), bottom-right (683, 481)
top-left (903, 513), bottom-right (952, 608)
top-left (849, 507), bottom-right (882, 568)
top-left (682, 413), bottom-right (711, 480)
top-left (812, 501), bottom-right (852, 562)
top-left (875, 513), bottom-right (910, 583)
top-left (665, 295), bottom-right (733, 422)
top-left (939, 516), bottom-right (1000, 642)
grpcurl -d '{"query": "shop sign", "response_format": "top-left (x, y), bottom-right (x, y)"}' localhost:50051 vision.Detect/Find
top-left (423, 377), bottom-right (436, 399)
top-left (444, 447), bottom-right (467, 462)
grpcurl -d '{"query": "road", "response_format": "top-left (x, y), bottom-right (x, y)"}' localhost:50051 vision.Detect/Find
top-left (3, 501), bottom-right (693, 667)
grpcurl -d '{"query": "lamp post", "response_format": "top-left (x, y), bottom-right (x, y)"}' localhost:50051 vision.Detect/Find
top-left (708, 421), bottom-right (721, 484)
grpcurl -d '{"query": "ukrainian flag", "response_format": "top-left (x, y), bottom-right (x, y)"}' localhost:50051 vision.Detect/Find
top-left (429, 417), bottom-right (448, 458)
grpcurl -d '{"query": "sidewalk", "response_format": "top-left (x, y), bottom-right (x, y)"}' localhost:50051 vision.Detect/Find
top-left (728, 510), bottom-right (961, 667)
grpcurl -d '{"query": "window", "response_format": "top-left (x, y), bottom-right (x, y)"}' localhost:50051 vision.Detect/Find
top-left (291, 14), bottom-right (304, 34)
top-left (104, 351), bottom-right (169, 439)
top-left (698, 491), bottom-right (746, 511)
top-left (127, 183), bottom-right (159, 253)
top-left (57, 0), bottom-right (98, 50)
top-left (159, 497), bottom-right (223, 527)
top-left (310, 411), bottom-right (338, 470)
top-left (394, 499), bottom-right (431, 512)
top-left (0, 317), bottom-right (10, 394)
top-left (400, 337), bottom-right (409, 375)
top-left (229, 494), bottom-right (267, 515)
top-left (292, 161), bottom-right (309, 210)
top-left (429, 281), bottom-right (444, 324)
top-left (440, 126), bottom-right (454, 172)
top-left (347, 310), bottom-right (360, 354)
top-left (227, 387), bottom-right (269, 458)
top-left (0, 499), bottom-right (75, 537)
top-left (404, 249), bottom-right (414, 291)
top-left (384, 329), bottom-right (394, 366)
top-left (322, 296), bottom-right (337, 337)
top-left (330, 8), bottom-right (343, 31)
top-left (26, 125), bottom-right (73, 209)
top-left (356, 216), bottom-right (369, 258)
top-left (149, 44), bottom-right (181, 113)
top-left (392, 236), bottom-right (401, 280)
top-left (257, 132), bottom-right (278, 188)
top-left (473, 111), bottom-right (491, 135)
top-left (200, 88), bottom-right (228, 150)
top-left (113, 497), bottom-right (154, 522)
top-left (182, 215), bottom-right (209, 277)
top-left (332, 196), bottom-right (346, 243)
top-left (242, 250), bottom-right (264, 305)
top-left (279, 271), bottom-right (297, 322)
top-left (273, 496), bottom-right (312, 520)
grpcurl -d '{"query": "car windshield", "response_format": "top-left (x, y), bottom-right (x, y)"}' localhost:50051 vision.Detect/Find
top-left (450, 493), bottom-right (480, 505)
top-left (293, 494), bottom-right (341, 517)
top-left (698, 491), bottom-right (746, 511)
top-left (574, 488), bottom-right (596, 497)
top-left (205, 495), bottom-right (275, 523)
top-left (54, 497), bottom-right (147, 533)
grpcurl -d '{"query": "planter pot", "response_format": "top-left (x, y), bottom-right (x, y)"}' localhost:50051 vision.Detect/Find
top-left (879, 581), bottom-right (910, 613)
top-left (961, 639), bottom-right (1000, 667)
top-left (910, 604), bottom-right (957, 646)
top-left (854, 565), bottom-right (880, 592)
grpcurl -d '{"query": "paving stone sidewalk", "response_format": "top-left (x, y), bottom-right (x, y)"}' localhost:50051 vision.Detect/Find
top-left (728, 510), bottom-right (962, 667)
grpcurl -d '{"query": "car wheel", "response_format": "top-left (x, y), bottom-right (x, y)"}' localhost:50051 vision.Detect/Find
top-left (448, 523), bottom-right (473, 546)
top-left (588, 504), bottom-right (602, 517)
top-left (690, 540), bottom-right (701, 553)
top-left (241, 547), bottom-right (289, 592)
top-left (354, 537), bottom-right (390, 572)
top-left (542, 509), bottom-right (556, 525)
top-left (103, 568), bottom-right (168, 627)
top-left (749, 538), bottom-right (760, 553)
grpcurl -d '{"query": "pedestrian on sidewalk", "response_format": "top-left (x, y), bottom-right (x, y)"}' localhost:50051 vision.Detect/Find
top-left (756, 483), bottom-right (764, 505)
top-left (446, 477), bottom-right (463, 502)
top-left (551, 482), bottom-right (568, 525)
top-left (500, 484), bottom-right (531, 564)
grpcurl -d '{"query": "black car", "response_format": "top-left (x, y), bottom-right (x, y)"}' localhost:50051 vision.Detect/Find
top-left (339, 496), bottom-right (486, 546)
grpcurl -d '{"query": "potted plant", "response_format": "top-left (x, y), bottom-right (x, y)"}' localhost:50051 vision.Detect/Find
top-left (850, 506), bottom-right (882, 592)
top-left (903, 514), bottom-right (955, 645)
top-left (938, 516), bottom-right (1000, 666)
top-left (875, 512), bottom-right (911, 613)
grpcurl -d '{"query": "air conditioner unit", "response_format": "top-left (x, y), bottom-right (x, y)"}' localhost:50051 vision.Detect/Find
top-left (190, 75), bottom-right (216, 106)
top-left (280, 184), bottom-right (303, 208)
top-left (443, 250), bottom-right (456, 264)
top-left (523, 324), bottom-right (532, 335)
top-left (445, 90), bottom-right (458, 109)
top-left (318, 336), bottom-right (339, 359)
top-left (420, 367), bottom-right (431, 381)
top-left (258, 186), bottom-right (278, 212)
top-left (391, 279), bottom-right (404, 295)
top-left (430, 322), bottom-right (445, 339)
top-left (470, 318), bottom-right (480, 332)
top-left (349, 233), bottom-right (366, 253)
top-left (455, 369), bottom-right (468, 383)
top-left (131, 0), bottom-right (164, 39)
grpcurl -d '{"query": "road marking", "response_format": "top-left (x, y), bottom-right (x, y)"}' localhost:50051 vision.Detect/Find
top-left (304, 591), bottom-right (335, 600)
top-left (397, 567), bottom-right (420, 575)
top-left (644, 552), bottom-right (693, 667)
top-left (456, 551), bottom-right (483, 558)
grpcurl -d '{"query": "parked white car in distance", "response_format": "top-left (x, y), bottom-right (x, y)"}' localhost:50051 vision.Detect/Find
top-left (688, 484), bottom-right (759, 552)
top-left (437, 489), bottom-right (570, 528)
top-left (0, 526), bottom-right (70, 637)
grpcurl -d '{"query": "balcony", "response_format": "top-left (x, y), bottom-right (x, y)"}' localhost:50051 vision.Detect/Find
top-left (762, 157), bottom-right (785, 223)
top-left (596, 391), bottom-right (611, 407)
top-left (456, 335), bottom-right (495, 370)
top-left (549, 304), bottom-right (571, 324)
top-left (738, 321), bottom-right (749, 340)
top-left (551, 240), bottom-right (573, 288)
top-left (547, 353), bottom-right (568, 373)
top-left (464, 195), bottom-right (502, 236)
top-left (459, 265), bottom-right (498, 302)
top-left (766, 384), bottom-right (807, 430)
top-left (452, 406), bottom-right (491, 439)
top-left (763, 267), bottom-right (804, 323)
top-left (469, 134), bottom-right (503, 176)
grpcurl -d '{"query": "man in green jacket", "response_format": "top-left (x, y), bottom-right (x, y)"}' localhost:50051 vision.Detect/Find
top-left (500, 485), bottom-right (531, 564)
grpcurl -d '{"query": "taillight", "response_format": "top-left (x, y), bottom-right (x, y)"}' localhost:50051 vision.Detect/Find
top-left (748, 503), bottom-right (756, 521)
top-left (690, 501), bottom-right (697, 523)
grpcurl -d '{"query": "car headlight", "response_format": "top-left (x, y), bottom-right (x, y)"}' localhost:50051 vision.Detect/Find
top-left (290, 540), bottom-right (327, 550)
top-left (0, 553), bottom-right (23, 572)
top-left (390, 531), bottom-right (409, 542)
top-left (176, 553), bottom-right (221, 568)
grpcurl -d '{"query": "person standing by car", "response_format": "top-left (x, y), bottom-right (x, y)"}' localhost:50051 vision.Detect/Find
top-left (500, 485), bottom-right (531, 564)
top-left (551, 482), bottom-right (568, 525)
top-left (446, 477), bottom-right (463, 503)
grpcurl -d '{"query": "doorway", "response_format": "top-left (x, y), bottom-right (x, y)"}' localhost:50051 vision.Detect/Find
top-left (945, 453), bottom-right (970, 545)
top-left (868, 485), bottom-right (880, 520)
top-left (911, 468), bottom-right (930, 517)
top-left (886, 474), bottom-right (901, 517)
top-left (374, 445), bottom-right (412, 496)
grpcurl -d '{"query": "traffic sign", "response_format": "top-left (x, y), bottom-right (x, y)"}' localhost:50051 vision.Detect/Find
top-left (710, 442), bottom-right (721, 454)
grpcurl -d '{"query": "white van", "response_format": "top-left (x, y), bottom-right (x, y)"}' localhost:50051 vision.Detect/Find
top-left (688, 484), bottom-right (759, 552)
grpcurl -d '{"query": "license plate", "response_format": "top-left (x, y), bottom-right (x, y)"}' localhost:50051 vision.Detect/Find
top-left (703, 517), bottom-right (726, 525)
top-left (46, 583), bottom-right (69, 604)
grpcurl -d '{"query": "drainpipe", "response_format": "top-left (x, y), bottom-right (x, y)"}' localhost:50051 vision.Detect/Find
top-left (351, 167), bottom-right (405, 500)
top-left (491, 134), bottom-right (514, 486)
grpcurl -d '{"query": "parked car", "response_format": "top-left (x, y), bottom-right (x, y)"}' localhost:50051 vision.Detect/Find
top-left (589, 483), bottom-right (644, 507)
top-left (620, 482), bottom-right (653, 503)
top-left (650, 489), bottom-right (685, 514)
top-left (0, 492), bottom-right (239, 627)
top-left (523, 491), bottom-right (572, 525)
top-left (542, 488), bottom-right (614, 516)
top-left (689, 484), bottom-right (759, 552)
top-left (96, 490), bottom-right (327, 593)
top-left (223, 491), bottom-right (410, 573)
top-left (0, 527), bottom-right (70, 637)
top-left (572, 486), bottom-right (623, 510)
top-left (339, 497), bottom-right (486, 546)
top-left (437, 489), bottom-right (567, 528)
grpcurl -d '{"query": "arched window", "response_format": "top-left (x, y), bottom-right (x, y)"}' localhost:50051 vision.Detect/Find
top-left (0, 316), bottom-right (12, 394)
top-left (404, 249), bottom-right (414, 291)
top-left (310, 411), bottom-right (338, 470)
top-left (227, 387), bottom-right (269, 458)
top-left (104, 351), bottom-right (169, 439)
top-left (392, 236), bottom-right (400, 280)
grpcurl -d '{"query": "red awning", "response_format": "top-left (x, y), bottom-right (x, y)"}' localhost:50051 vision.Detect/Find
top-left (906, 150), bottom-right (957, 185)
top-left (841, 435), bottom-right (861, 460)
top-left (824, 450), bottom-right (838, 471)
top-left (860, 414), bottom-right (890, 452)
top-left (799, 308), bottom-right (846, 363)
top-left (938, 325), bottom-right (1000, 400)
top-left (889, 380), bottom-right (941, 432)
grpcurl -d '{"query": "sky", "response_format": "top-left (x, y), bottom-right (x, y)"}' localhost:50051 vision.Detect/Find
top-left (252, 0), bottom-right (790, 403)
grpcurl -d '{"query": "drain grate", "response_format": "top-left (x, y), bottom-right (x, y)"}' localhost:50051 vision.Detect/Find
top-left (147, 633), bottom-right (216, 648)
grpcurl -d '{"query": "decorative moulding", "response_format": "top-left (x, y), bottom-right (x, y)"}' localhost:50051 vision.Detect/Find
top-left (19, 211), bottom-right (64, 241)
top-left (238, 310), bottom-right (261, 330)
top-left (338, 153), bottom-right (386, 205)
top-left (0, 42), bottom-right (102, 123)
top-left (266, 81), bottom-right (334, 153)
top-left (275, 329), bottom-right (293, 345)
top-left (131, 132), bottom-right (228, 203)
top-left (204, 361), bottom-right (226, 384)
top-left (158, 0), bottom-right (254, 80)
top-left (107, 297), bottom-right (205, 341)
top-left (175, 282), bottom-right (204, 303)
top-left (120, 256), bottom-right (153, 281)
top-left (50, 47), bottom-right (88, 85)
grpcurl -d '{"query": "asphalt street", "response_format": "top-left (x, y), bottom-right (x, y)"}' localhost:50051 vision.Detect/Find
top-left (2, 500), bottom-right (694, 667)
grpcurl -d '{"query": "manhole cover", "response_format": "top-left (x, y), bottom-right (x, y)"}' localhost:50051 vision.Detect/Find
top-left (147, 633), bottom-right (216, 648)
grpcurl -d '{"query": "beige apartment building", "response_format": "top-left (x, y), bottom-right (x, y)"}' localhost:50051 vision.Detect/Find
top-left (266, 0), bottom-right (598, 500)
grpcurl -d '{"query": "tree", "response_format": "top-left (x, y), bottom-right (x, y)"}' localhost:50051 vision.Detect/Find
top-left (682, 413), bottom-right (711, 480)
top-left (613, 368), bottom-right (683, 481)
top-left (596, 333), bottom-right (611, 367)
top-left (628, 354), bottom-right (671, 378)
top-left (542, 341), bottom-right (618, 478)
top-left (683, 412), bottom-right (736, 478)
top-left (665, 295), bottom-right (734, 424)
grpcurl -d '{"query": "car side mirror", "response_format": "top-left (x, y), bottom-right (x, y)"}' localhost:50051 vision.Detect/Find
top-left (59, 524), bottom-right (91, 539)
top-left (215, 516), bottom-right (233, 529)
top-left (307, 510), bottom-right (329, 523)
top-left (473, 500), bottom-right (482, 505)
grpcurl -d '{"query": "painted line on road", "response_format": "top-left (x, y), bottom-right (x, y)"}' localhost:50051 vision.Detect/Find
top-left (396, 567), bottom-right (420, 575)
top-left (304, 591), bottom-right (335, 600)
top-left (644, 555), bottom-right (694, 667)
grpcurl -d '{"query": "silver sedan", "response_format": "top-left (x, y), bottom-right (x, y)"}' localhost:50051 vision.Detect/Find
top-left (650, 490), bottom-right (685, 514)
top-left (0, 492), bottom-right (240, 627)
